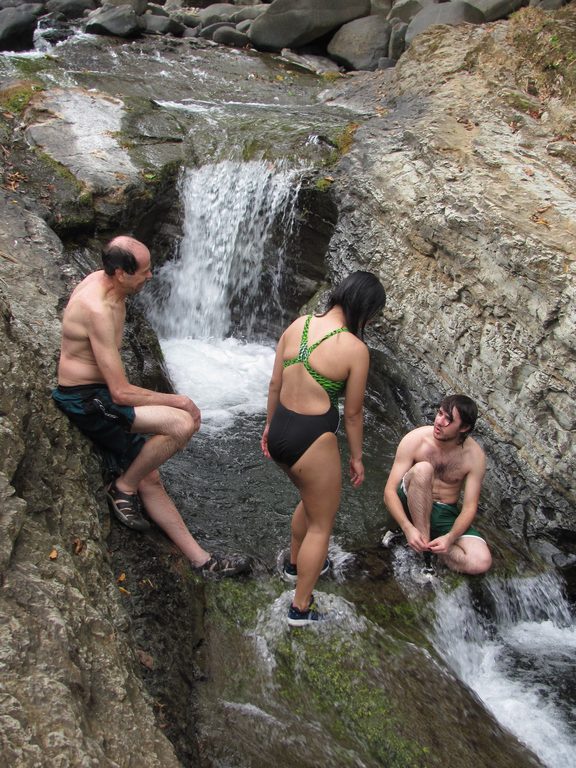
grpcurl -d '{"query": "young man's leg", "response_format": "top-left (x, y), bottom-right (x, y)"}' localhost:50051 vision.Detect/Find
top-left (442, 536), bottom-right (492, 575)
top-left (403, 461), bottom-right (435, 544)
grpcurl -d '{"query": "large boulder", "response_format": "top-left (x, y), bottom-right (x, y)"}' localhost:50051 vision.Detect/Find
top-left (465, 0), bottom-right (526, 21)
top-left (85, 5), bottom-right (143, 37)
top-left (0, 4), bottom-right (44, 51)
top-left (328, 14), bottom-right (392, 71)
top-left (45, 0), bottom-right (98, 19)
top-left (248, 0), bottom-right (372, 52)
top-left (405, 1), bottom-right (485, 45)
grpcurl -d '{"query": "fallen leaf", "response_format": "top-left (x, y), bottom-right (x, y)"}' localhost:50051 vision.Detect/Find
top-left (73, 538), bottom-right (84, 555)
top-left (118, 586), bottom-right (131, 595)
top-left (136, 649), bottom-right (154, 669)
top-left (49, 548), bottom-right (58, 560)
top-left (117, 572), bottom-right (126, 583)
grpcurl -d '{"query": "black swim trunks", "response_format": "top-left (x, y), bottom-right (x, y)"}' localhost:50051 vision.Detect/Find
top-left (267, 401), bottom-right (340, 467)
top-left (52, 384), bottom-right (145, 475)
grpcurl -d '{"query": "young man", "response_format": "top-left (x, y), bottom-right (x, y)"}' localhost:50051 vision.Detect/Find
top-left (383, 394), bottom-right (492, 575)
top-left (52, 235), bottom-right (249, 577)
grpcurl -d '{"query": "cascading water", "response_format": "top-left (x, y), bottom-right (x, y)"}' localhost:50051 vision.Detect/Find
top-left (144, 160), bottom-right (301, 430)
top-left (431, 571), bottom-right (576, 768)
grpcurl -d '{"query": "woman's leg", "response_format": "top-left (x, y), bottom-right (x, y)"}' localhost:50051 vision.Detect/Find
top-left (287, 432), bottom-right (341, 611)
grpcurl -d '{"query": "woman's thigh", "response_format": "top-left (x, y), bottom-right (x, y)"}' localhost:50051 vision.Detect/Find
top-left (288, 432), bottom-right (341, 529)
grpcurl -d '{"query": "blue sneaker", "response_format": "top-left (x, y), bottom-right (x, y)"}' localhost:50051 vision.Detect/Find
top-left (282, 558), bottom-right (331, 583)
top-left (287, 596), bottom-right (324, 627)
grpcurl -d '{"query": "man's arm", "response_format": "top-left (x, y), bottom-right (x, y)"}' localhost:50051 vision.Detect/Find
top-left (383, 431), bottom-right (429, 550)
top-left (428, 447), bottom-right (486, 553)
top-left (88, 305), bottom-right (200, 421)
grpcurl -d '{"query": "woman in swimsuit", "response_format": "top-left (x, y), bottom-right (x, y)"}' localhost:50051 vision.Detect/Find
top-left (261, 271), bottom-right (386, 626)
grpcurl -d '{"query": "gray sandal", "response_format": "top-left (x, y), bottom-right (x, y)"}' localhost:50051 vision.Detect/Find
top-left (106, 482), bottom-right (150, 532)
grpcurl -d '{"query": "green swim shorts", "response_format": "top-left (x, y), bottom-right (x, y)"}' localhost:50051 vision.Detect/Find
top-left (397, 482), bottom-right (484, 540)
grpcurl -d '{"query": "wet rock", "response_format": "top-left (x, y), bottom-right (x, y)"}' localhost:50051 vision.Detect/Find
top-left (85, 4), bottom-right (143, 37)
top-left (248, 0), bottom-right (372, 52)
top-left (212, 24), bottom-right (250, 46)
top-left (142, 12), bottom-right (185, 34)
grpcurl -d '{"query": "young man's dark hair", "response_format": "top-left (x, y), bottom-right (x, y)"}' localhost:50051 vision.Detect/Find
top-left (439, 394), bottom-right (478, 441)
top-left (102, 243), bottom-right (138, 276)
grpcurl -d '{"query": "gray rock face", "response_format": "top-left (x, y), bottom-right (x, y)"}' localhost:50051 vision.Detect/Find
top-left (322, 19), bottom-right (576, 543)
top-left (327, 14), bottom-right (392, 71)
top-left (0, 191), bottom-right (184, 768)
top-left (248, 0), bottom-right (372, 52)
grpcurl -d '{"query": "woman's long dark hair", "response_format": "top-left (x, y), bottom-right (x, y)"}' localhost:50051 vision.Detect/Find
top-left (322, 271), bottom-right (386, 339)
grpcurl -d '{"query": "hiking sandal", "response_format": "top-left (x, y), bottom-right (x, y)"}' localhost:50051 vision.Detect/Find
top-left (193, 552), bottom-right (252, 578)
top-left (106, 482), bottom-right (150, 532)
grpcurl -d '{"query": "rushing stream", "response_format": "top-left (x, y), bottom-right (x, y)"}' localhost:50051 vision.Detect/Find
top-left (142, 161), bottom-right (576, 768)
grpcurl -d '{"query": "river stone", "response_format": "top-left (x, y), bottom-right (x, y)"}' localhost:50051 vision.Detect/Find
top-left (0, 4), bottom-right (44, 51)
top-left (327, 14), bottom-right (392, 71)
top-left (371, 0), bottom-right (393, 13)
top-left (212, 24), bottom-right (250, 45)
top-left (45, 0), bottom-right (98, 19)
top-left (465, 0), bottom-right (525, 21)
top-left (105, 0), bottom-right (149, 14)
top-left (198, 2), bottom-right (239, 24)
top-left (388, 19), bottom-right (408, 59)
top-left (230, 4), bottom-right (268, 21)
top-left (85, 5), bottom-right (143, 36)
top-left (248, 0), bottom-right (372, 52)
top-left (405, 1), bottom-right (486, 45)
top-left (142, 13), bottom-right (186, 33)
top-left (199, 19), bottom-right (235, 36)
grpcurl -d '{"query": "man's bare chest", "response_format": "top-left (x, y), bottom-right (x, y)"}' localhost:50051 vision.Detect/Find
top-left (416, 446), bottom-right (467, 485)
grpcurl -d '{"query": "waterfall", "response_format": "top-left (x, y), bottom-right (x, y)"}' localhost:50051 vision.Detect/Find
top-left (148, 160), bottom-right (301, 340)
top-left (432, 572), bottom-right (576, 768)
top-left (144, 160), bottom-right (301, 431)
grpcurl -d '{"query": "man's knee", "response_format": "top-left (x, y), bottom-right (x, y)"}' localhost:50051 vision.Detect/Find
top-left (171, 411), bottom-right (196, 448)
top-left (406, 461), bottom-right (434, 488)
top-left (467, 548), bottom-right (492, 575)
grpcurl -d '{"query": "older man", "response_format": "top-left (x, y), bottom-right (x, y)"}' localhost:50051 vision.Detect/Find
top-left (384, 394), bottom-right (492, 575)
top-left (52, 235), bottom-right (249, 577)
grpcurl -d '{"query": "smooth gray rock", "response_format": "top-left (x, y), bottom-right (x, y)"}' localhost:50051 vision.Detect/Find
top-left (198, 2), bottom-right (238, 25)
top-left (388, 19), bottom-right (407, 59)
top-left (405, 1), bottom-right (485, 45)
top-left (45, 0), bottom-right (97, 19)
top-left (199, 19), bottom-right (235, 37)
top-left (142, 13), bottom-right (185, 33)
top-left (249, 0), bottom-right (372, 52)
top-left (230, 3), bottom-right (268, 21)
top-left (465, 0), bottom-right (525, 21)
top-left (85, 5), bottom-right (143, 36)
top-left (328, 14), bottom-right (392, 71)
top-left (212, 24), bottom-right (250, 45)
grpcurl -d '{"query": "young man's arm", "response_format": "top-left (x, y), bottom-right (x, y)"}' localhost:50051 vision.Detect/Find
top-left (88, 305), bottom-right (201, 423)
top-left (383, 431), bottom-right (429, 551)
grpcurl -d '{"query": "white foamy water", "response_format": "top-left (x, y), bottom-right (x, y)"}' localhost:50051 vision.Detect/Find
top-left (431, 576), bottom-right (576, 768)
top-left (161, 336), bottom-right (275, 432)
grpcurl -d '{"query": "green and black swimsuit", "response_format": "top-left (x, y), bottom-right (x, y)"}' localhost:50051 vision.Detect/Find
top-left (267, 315), bottom-right (349, 467)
